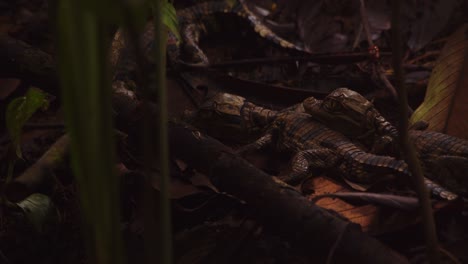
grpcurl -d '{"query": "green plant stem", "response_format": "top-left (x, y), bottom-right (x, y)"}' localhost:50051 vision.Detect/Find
top-left (391, 1), bottom-right (439, 263)
top-left (56, 1), bottom-right (123, 263)
top-left (116, 4), bottom-right (160, 264)
top-left (152, 1), bottom-right (172, 264)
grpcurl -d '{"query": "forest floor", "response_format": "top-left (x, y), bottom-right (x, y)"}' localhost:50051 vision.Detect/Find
top-left (1, 0), bottom-right (468, 263)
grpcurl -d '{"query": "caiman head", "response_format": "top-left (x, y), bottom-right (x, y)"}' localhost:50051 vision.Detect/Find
top-left (303, 88), bottom-right (397, 144)
top-left (186, 93), bottom-right (252, 141)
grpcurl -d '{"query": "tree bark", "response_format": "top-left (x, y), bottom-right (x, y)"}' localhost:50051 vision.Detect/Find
top-left (5, 134), bottom-right (69, 202)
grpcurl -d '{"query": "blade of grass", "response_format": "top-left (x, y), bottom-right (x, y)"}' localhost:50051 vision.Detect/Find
top-left (56, 1), bottom-right (124, 263)
top-left (150, 1), bottom-right (172, 264)
top-left (120, 0), bottom-right (175, 263)
top-left (391, 0), bottom-right (439, 262)
top-left (117, 2), bottom-right (159, 264)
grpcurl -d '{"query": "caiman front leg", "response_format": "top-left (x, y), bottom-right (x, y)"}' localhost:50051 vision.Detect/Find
top-left (280, 148), bottom-right (339, 185)
top-left (235, 133), bottom-right (274, 155)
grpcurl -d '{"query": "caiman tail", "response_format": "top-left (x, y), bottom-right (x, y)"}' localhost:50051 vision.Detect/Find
top-left (340, 149), bottom-right (458, 200)
top-left (410, 130), bottom-right (468, 158)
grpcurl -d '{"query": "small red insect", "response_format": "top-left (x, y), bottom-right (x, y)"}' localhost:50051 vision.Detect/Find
top-left (368, 45), bottom-right (380, 60)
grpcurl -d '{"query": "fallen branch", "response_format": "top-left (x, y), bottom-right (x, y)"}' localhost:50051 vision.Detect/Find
top-left (168, 123), bottom-right (409, 263)
top-left (5, 134), bottom-right (69, 202)
top-left (4, 130), bottom-right (127, 202)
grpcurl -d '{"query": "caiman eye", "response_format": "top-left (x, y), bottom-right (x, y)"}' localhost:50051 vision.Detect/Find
top-left (332, 101), bottom-right (343, 111)
top-left (325, 100), bottom-right (342, 112)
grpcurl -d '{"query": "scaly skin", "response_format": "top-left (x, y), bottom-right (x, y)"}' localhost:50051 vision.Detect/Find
top-left (243, 104), bottom-right (410, 185)
top-left (166, 0), bottom-right (304, 65)
top-left (190, 93), bottom-right (458, 200)
top-left (401, 130), bottom-right (468, 195)
top-left (115, 0), bottom-right (304, 85)
top-left (301, 88), bottom-right (468, 197)
top-left (296, 88), bottom-right (397, 152)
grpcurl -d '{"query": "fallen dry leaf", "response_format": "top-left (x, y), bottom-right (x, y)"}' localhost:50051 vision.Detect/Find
top-left (306, 176), bottom-right (446, 235)
top-left (410, 24), bottom-right (468, 139)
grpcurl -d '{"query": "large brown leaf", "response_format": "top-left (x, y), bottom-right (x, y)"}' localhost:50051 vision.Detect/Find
top-left (410, 24), bottom-right (468, 139)
top-left (305, 176), bottom-right (449, 235)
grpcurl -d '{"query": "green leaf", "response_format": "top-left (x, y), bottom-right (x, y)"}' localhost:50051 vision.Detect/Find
top-left (226, 0), bottom-right (237, 8)
top-left (6, 88), bottom-right (48, 158)
top-left (410, 24), bottom-right (468, 139)
top-left (16, 193), bottom-right (58, 234)
top-left (162, 1), bottom-right (180, 40)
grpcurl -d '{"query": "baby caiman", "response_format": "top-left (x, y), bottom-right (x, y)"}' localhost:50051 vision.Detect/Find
top-left (300, 88), bottom-right (468, 197)
top-left (190, 92), bottom-right (458, 200)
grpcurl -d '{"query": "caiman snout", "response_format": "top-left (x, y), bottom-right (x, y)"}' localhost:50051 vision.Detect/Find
top-left (187, 93), bottom-right (252, 141)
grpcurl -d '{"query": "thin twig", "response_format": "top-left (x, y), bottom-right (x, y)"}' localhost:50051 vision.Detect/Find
top-left (407, 51), bottom-right (440, 65)
top-left (439, 247), bottom-right (462, 264)
top-left (377, 68), bottom-right (399, 99)
top-left (359, 0), bottom-right (397, 99)
top-left (175, 52), bottom-right (392, 69)
top-left (391, 1), bottom-right (440, 263)
top-left (352, 24), bottom-right (363, 49)
top-left (359, 0), bottom-right (413, 114)
top-left (359, 0), bottom-right (374, 46)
